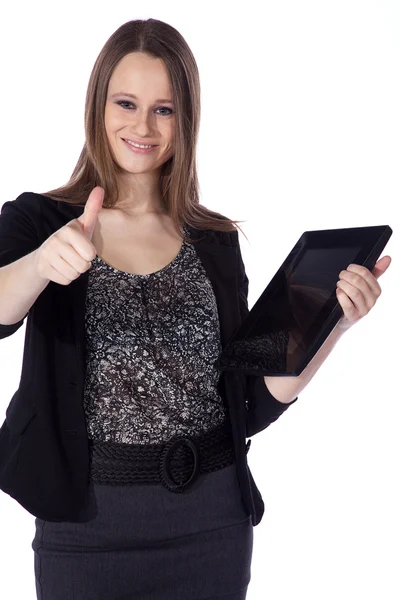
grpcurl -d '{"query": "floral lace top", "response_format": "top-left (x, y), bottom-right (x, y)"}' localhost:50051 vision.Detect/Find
top-left (82, 225), bottom-right (228, 445)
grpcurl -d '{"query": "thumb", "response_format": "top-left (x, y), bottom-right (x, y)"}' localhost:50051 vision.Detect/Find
top-left (78, 187), bottom-right (105, 241)
top-left (372, 255), bottom-right (392, 280)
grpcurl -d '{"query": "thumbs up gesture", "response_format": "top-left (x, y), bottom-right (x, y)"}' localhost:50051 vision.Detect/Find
top-left (34, 187), bottom-right (105, 285)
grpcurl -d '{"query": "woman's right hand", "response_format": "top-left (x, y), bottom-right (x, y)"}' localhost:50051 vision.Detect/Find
top-left (34, 186), bottom-right (105, 285)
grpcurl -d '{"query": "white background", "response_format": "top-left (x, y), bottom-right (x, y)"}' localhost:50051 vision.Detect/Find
top-left (0, 1), bottom-right (399, 598)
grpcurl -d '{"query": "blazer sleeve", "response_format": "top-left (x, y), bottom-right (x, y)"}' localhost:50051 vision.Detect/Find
top-left (0, 194), bottom-right (41, 339)
top-left (236, 232), bottom-right (298, 437)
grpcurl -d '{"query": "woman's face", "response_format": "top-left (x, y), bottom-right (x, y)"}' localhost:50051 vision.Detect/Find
top-left (104, 52), bottom-right (176, 176)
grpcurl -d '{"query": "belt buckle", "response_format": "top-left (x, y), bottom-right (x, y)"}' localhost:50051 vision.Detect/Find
top-left (159, 435), bottom-right (200, 493)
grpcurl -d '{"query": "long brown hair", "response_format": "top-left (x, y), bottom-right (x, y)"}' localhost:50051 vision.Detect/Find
top-left (40, 19), bottom-right (247, 243)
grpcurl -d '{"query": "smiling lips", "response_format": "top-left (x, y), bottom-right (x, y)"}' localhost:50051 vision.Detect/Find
top-left (123, 138), bottom-right (157, 147)
top-left (122, 139), bottom-right (158, 154)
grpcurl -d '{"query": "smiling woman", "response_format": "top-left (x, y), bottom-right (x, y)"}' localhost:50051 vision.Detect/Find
top-left (39, 19), bottom-right (247, 242)
top-left (13, 17), bottom-right (256, 600)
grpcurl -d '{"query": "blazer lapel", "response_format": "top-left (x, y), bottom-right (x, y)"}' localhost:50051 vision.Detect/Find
top-left (189, 239), bottom-right (241, 349)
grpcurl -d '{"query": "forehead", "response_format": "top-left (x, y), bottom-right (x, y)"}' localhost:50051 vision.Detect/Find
top-left (108, 52), bottom-right (173, 97)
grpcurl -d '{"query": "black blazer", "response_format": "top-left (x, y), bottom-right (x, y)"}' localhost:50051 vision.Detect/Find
top-left (0, 192), bottom-right (297, 525)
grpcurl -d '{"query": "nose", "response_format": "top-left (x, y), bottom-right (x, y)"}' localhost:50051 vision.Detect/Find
top-left (130, 108), bottom-right (158, 133)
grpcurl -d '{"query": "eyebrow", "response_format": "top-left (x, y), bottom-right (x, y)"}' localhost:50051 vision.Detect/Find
top-left (111, 92), bottom-right (174, 104)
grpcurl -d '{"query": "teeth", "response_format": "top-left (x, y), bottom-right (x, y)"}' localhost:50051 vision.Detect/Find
top-left (125, 139), bottom-right (154, 149)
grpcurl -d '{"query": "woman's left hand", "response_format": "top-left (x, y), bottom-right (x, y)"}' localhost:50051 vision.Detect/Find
top-left (336, 255), bottom-right (392, 332)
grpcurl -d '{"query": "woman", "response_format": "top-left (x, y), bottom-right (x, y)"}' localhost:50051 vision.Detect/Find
top-left (0, 18), bottom-right (390, 600)
top-left (30, 18), bottom-right (257, 600)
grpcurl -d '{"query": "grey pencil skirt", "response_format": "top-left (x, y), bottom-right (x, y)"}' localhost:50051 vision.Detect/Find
top-left (31, 456), bottom-right (253, 599)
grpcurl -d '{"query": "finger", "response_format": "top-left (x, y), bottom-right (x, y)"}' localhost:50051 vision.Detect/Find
top-left (336, 286), bottom-right (356, 310)
top-left (336, 287), bottom-right (358, 324)
top-left (341, 264), bottom-right (381, 297)
top-left (336, 279), bottom-right (370, 316)
top-left (79, 187), bottom-right (105, 240)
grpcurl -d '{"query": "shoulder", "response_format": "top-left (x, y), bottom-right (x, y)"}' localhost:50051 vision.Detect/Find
top-left (1, 191), bottom-right (41, 216)
top-left (1, 192), bottom-right (83, 224)
top-left (0, 191), bottom-right (61, 221)
top-left (202, 214), bottom-right (239, 248)
top-left (0, 192), bottom-right (44, 240)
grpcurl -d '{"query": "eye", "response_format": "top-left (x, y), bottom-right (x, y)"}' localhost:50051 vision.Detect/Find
top-left (116, 101), bottom-right (174, 115)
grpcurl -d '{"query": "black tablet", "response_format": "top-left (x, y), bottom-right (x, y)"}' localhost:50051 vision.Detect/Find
top-left (215, 225), bottom-right (393, 377)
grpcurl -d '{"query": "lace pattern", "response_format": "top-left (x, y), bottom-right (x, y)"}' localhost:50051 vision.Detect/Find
top-left (83, 226), bottom-right (228, 445)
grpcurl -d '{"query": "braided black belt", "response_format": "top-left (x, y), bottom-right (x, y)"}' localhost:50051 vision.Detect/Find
top-left (87, 418), bottom-right (236, 493)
